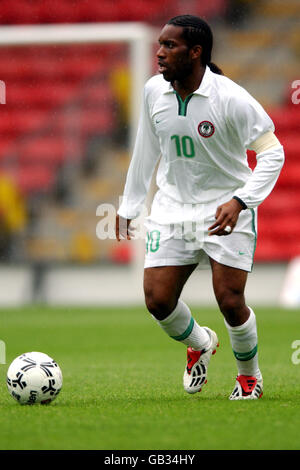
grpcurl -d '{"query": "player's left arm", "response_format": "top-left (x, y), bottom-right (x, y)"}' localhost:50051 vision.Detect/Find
top-left (209, 131), bottom-right (284, 236)
top-left (232, 131), bottom-right (284, 208)
top-left (209, 88), bottom-right (284, 236)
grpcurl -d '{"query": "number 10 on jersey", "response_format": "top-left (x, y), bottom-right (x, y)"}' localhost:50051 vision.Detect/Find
top-left (171, 135), bottom-right (195, 158)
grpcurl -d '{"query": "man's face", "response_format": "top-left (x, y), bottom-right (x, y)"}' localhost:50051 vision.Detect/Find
top-left (157, 24), bottom-right (194, 82)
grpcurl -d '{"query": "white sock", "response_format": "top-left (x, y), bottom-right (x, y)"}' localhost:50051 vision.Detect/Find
top-left (224, 307), bottom-right (261, 379)
top-left (154, 299), bottom-right (210, 351)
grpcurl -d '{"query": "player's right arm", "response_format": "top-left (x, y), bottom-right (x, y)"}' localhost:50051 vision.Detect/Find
top-left (116, 80), bottom-right (161, 241)
top-left (115, 214), bottom-right (131, 242)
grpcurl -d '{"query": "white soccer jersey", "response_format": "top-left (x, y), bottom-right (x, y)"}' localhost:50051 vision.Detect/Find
top-left (118, 66), bottom-right (284, 221)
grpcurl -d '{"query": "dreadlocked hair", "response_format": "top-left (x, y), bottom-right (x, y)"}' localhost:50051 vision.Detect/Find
top-left (167, 15), bottom-right (223, 75)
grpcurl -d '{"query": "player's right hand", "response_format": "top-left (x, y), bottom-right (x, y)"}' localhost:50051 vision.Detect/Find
top-left (115, 215), bottom-right (132, 241)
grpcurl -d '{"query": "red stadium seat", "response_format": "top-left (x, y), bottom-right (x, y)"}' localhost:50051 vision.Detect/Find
top-left (20, 109), bottom-right (49, 133)
top-left (53, 108), bottom-right (115, 136)
top-left (0, 137), bottom-right (16, 160)
top-left (7, 82), bottom-right (78, 108)
top-left (0, 0), bottom-right (229, 25)
top-left (0, 109), bottom-right (48, 135)
top-left (276, 134), bottom-right (300, 161)
top-left (82, 82), bottom-right (114, 107)
top-left (260, 189), bottom-right (300, 215)
top-left (76, 1), bottom-right (120, 22)
top-left (0, 0), bottom-right (36, 24)
top-left (19, 136), bottom-right (83, 165)
top-left (258, 214), bottom-right (300, 236)
top-left (276, 162), bottom-right (300, 188)
top-left (1, 49), bottom-right (108, 83)
top-left (270, 107), bottom-right (300, 133)
top-left (255, 238), bottom-right (286, 261)
top-left (55, 57), bottom-right (107, 81)
top-left (116, 0), bottom-right (163, 22)
top-left (0, 36), bottom-right (118, 202)
top-left (255, 235), bottom-right (300, 262)
top-left (35, 0), bottom-right (81, 24)
top-left (13, 165), bottom-right (55, 194)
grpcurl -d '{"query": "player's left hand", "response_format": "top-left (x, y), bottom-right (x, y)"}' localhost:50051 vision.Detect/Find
top-left (208, 198), bottom-right (243, 236)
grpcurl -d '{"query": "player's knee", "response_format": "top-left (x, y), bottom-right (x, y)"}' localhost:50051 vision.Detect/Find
top-left (144, 290), bottom-right (176, 320)
top-left (216, 290), bottom-right (244, 317)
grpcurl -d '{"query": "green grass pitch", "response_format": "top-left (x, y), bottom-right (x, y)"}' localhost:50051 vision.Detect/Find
top-left (0, 305), bottom-right (299, 450)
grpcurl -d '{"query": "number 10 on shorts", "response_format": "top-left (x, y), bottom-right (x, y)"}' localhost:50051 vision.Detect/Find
top-left (146, 230), bottom-right (160, 253)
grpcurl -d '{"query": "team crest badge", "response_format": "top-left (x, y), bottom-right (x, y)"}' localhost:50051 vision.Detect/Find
top-left (198, 121), bottom-right (215, 138)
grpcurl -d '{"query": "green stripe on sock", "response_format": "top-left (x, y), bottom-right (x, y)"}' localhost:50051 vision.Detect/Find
top-left (233, 345), bottom-right (258, 361)
top-left (171, 317), bottom-right (194, 341)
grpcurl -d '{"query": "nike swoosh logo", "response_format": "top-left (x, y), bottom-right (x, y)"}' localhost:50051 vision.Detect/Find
top-left (155, 119), bottom-right (162, 124)
top-left (238, 251), bottom-right (245, 255)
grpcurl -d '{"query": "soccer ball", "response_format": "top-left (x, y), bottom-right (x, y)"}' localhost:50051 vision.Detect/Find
top-left (6, 351), bottom-right (63, 405)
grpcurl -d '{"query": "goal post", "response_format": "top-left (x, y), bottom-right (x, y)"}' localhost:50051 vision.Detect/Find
top-left (0, 22), bottom-right (158, 288)
top-left (0, 22), bottom-right (156, 149)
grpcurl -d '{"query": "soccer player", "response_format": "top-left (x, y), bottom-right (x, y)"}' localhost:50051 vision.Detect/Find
top-left (115, 15), bottom-right (284, 399)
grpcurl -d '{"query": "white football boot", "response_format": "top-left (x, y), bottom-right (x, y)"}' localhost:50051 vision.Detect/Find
top-left (229, 375), bottom-right (263, 400)
top-left (183, 327), bottom-right (219, 394)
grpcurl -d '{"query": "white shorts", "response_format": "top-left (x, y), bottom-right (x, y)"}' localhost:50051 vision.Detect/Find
top-left (144, 191), bottom-right (257, 272)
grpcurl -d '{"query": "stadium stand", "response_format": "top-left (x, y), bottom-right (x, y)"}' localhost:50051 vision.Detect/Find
top-left (0, 0), bottom-right (227, 25)
top-left (0, 0), bottom-right (298, 263)
top-left (0, 43), bottom-right (117, 192)
top-left (214, 0), bottom-right (300, 262)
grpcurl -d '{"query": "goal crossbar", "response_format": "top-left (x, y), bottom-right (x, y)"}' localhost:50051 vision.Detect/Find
top-left (0, 22), bottom-right (157, 147)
